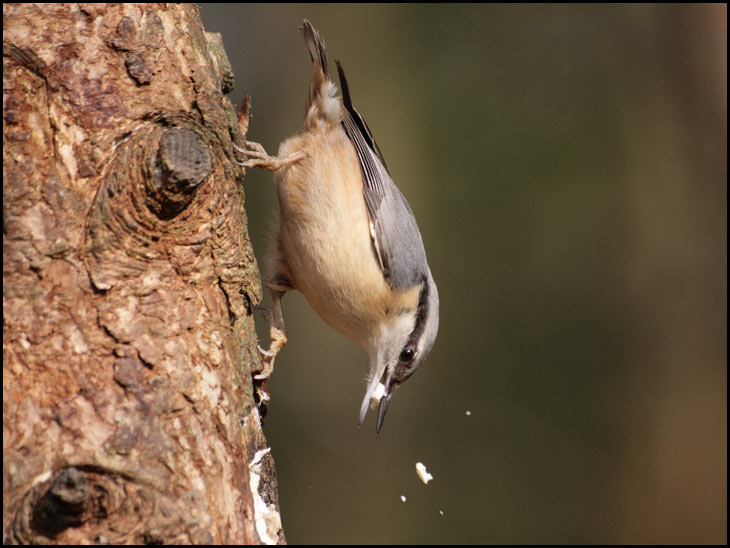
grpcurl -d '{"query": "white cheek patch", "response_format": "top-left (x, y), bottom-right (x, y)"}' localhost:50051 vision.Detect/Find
top-left (392, 313), bottom-right (417, 340)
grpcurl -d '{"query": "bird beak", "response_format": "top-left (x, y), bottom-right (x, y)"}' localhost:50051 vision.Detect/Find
top-left (358, 363), bottom-right (395, 432)
top-left (358, 374), bottom-right (381, 427)
top-left (375, 390), bottom-right (393, 433)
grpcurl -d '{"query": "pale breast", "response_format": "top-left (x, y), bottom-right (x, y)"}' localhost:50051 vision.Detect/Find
top-left (274, 127), bottom-right (390, 342)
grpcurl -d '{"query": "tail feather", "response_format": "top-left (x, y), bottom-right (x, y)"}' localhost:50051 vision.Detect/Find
top-left (300, 19), bottom-right (329, 81)
top-left (300, 19), bottom-right (340, 130)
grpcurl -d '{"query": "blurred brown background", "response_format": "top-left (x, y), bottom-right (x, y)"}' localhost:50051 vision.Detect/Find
top-left (200, 4), bottom-right (726, 544)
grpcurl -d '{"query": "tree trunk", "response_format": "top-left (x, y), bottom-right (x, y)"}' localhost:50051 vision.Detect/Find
top-left (3, 4), bottom-right (283, 544)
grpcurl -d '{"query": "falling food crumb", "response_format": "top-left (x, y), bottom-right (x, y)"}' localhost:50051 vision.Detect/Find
top-left (415, 462), bottom-right (434, 484)
top-left (370, 382), bottom-right (386, 408)
top-left (400, 495), bottom-right (407, 502)
top-left (465, 410), bottom-right (472, 416)
top-left (439, 510), bottom-right (444, 516)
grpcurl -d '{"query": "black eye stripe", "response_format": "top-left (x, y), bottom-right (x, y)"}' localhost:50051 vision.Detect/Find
top-left (405, 275), bottom-right (429, 350)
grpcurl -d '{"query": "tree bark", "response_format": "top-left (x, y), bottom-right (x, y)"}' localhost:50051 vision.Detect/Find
top-left (3, 4), bottom-right (283, 544)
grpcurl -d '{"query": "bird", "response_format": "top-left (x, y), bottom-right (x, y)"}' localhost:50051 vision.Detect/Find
top-left (236, 19), bottom-right (439, 432)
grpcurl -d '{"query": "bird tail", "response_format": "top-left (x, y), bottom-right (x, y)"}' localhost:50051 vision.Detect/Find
top-left (300, 19), bottom-right (341, 131)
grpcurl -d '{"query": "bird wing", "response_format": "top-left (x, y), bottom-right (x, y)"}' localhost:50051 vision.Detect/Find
top-left (336, 61), bottom-right (428, 290)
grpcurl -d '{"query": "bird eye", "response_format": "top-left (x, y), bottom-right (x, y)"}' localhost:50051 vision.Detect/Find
top-left (399, 348), bottom-right (415, 363)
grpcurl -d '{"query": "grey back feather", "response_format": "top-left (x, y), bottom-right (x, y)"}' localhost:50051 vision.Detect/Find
top-left (336, 62), bottom-right (429, 290)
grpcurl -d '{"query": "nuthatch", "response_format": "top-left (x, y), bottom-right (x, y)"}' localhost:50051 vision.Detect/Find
top-left (237, 20), bottom-right (439, 432)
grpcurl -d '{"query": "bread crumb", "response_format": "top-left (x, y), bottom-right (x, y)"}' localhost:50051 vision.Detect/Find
top-left (415, 462), bottom-right (433, 484)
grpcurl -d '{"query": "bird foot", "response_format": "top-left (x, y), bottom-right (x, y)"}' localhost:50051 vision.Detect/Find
top-left (234, 141), bottom-right (305, 171)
